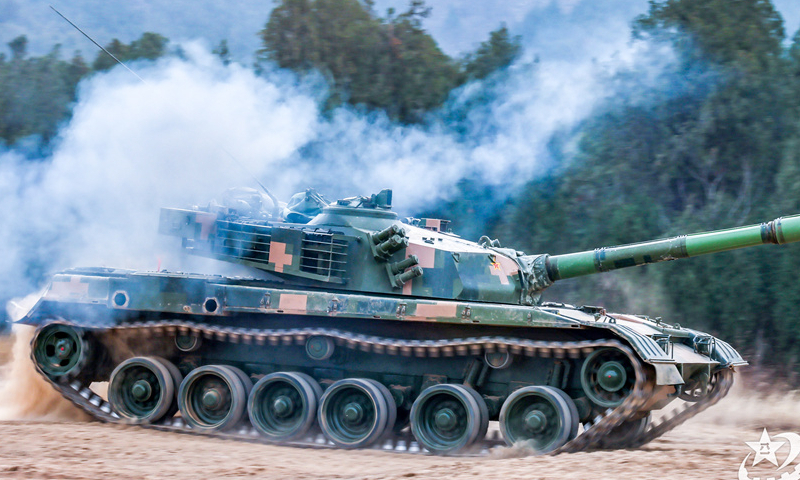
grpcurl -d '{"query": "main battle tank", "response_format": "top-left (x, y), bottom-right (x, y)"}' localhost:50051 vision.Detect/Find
top-left (16, 187), bottom-right (800, 455)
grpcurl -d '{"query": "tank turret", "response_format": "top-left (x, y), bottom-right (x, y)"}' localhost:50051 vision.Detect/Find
top-left (160, 188), bottom-right (800, 306)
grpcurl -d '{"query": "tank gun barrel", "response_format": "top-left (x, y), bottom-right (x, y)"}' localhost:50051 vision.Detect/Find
top-left (542, 215), bottom-right (800, 283)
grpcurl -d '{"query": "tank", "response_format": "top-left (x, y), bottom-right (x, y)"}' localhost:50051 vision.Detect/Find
top-left (15, 187), bottom-right (800, 455)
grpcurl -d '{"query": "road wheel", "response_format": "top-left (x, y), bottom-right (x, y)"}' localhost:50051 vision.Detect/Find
top-left (108, 356), bottom-right (176, 424)
top-left (318, 378), bottom-right (395, 448)
top-left (410, 384), bottom-right (488, 455)
top-left (178, 365), bottom-right (248, 432)
top-left (249, 372), bottom-right (322, 442)
top-left (499, 386), bottom-right (578, 453)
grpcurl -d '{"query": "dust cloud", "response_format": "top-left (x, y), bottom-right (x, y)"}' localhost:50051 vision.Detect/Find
top-left (694, 379), bottom-right (800, 431)
top-left (0, 325), bottom-right (89, 421)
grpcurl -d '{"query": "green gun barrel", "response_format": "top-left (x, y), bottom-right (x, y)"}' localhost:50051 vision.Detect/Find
top-left (545, 215), bottom-right (800, 282)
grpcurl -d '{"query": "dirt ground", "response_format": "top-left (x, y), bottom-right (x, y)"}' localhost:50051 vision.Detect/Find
top-left (1, 331), bottom-right (798, 480)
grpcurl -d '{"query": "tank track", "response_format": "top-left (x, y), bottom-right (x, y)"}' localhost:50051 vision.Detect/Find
top-left (30, 319), bottom-right (734, 456)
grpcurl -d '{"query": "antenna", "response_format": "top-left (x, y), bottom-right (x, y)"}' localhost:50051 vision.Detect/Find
top-left (50, 6), bottom-right (148, 84)
top-left (220, 148), bottom-right (281, 218)
top-left (50, 5), bottom-right (282, 218)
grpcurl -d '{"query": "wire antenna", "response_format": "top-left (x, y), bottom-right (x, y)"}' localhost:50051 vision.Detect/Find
top-left (220, 148), bottom-right (281, 218)
top-left (50, 5), bottom-right (148, 85)
top-left (50, 5), bottom-right (282, 217)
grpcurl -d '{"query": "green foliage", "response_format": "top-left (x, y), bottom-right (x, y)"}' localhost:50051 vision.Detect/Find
top-left (258, 0), bottom-right (515, 123)
top-left (634, 0), bottom-right (785, 72)
top-left (92, 32), bottom-right (168, 71)
top-left (260, 0), bottom-right (392, 112)
top-left (462, 25), bottom-right (521, 81)
top-left (380, 6), bottom-right (461, 121)
top-left (213, 39), bottom-right (231, 66)
top-left (0, 32), bottom-right (169, 147)
top-left (790, 30), bottom-right (800, 105)
top-left (0, 36), bottom-right (87, 144)
top-left (8, 35), bottom-right (27, 60)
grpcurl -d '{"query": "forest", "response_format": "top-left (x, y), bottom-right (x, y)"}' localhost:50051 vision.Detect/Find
top-left (2, 0), bottom-right (800, 380)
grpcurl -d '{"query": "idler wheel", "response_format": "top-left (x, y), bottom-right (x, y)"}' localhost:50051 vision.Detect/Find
top-left (499, 386), bottom-right (578, 453)
top-left (178, 365), bottom-right (251, 432)
top-left (580, 347), bottom-right (636, 408)
top-left (410, 384), bottom-right (488, 455)
top-left (318, 378), bottom-right (396, 449)
top-left (248, 372), bottom-right (323, 442)
top-left (32, 323), bottom-right (88, 378)
top-left (109, 357), bottom-right (179, 424)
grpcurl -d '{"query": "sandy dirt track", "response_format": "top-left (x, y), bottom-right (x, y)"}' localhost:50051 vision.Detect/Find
top-left (1, 332), bottom-right (798, 480)
top-left (0, 420), bottom-right (767, 480)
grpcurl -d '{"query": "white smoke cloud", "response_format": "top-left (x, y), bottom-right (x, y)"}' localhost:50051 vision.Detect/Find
top-left (0, 43), bottom-right (322, 298)
top-left (283, 38), bottom-right (674, 204)
top-left (370, 0), bottom-right (649, 57)
top-left (0, 31), bottom-right (674, 307)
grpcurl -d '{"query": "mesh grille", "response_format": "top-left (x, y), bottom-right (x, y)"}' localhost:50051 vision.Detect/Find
top-left (300, 232), bottom-right (348, 279)
top-left (213, 221), bottom-right (272, 261)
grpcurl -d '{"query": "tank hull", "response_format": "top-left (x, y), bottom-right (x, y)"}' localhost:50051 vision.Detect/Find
top-left (18, 267), bottom-right (743, 454)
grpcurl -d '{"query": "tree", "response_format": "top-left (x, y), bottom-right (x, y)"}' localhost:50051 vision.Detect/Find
top-left (790, 29), bottom-right (800, 101)
top-left (0, 43), bottom-right (87, 145)
top-left (213, 39), bottom-right (231, 66)
top-left (259, 0), bottom-right (320, 72)
top-left (92, 39), bottom-right (128, 71)
top-left (0, 31), bottom-right (168, 146)
top-left (379, 3), bottom-right (461, 121)
top-left (8, 35), bottom-right (27, 61)
top-left (92, 32), bottom-right (169, 71)
top-left (792, 28), bottom-right (800, 72)
top-left (634, 0), bottom-right (784, 73)
top-left (259, 0), bottom-right (468, 123)
top-left (65, 52), bottom-right (90, 88)
top-left (462, 25), bottom-right (521, 81)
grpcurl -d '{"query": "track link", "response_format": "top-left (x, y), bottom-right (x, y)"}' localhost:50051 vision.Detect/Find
top-left (31, 320), bottom-right (734, 456)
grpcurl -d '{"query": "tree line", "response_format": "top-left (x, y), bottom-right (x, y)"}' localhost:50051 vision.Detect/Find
top-left (0, 32), bottom-right (167, 148)
top-left (0, 0), bottom-right (518, 148)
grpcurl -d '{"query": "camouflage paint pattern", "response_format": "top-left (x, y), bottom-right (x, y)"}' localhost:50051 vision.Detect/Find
top-left (159, 196), bottom-right (800, 308)
top-left (17, 188), bottom-right (771, 455)
top-left (21, 266), bottom-right (746, 379)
